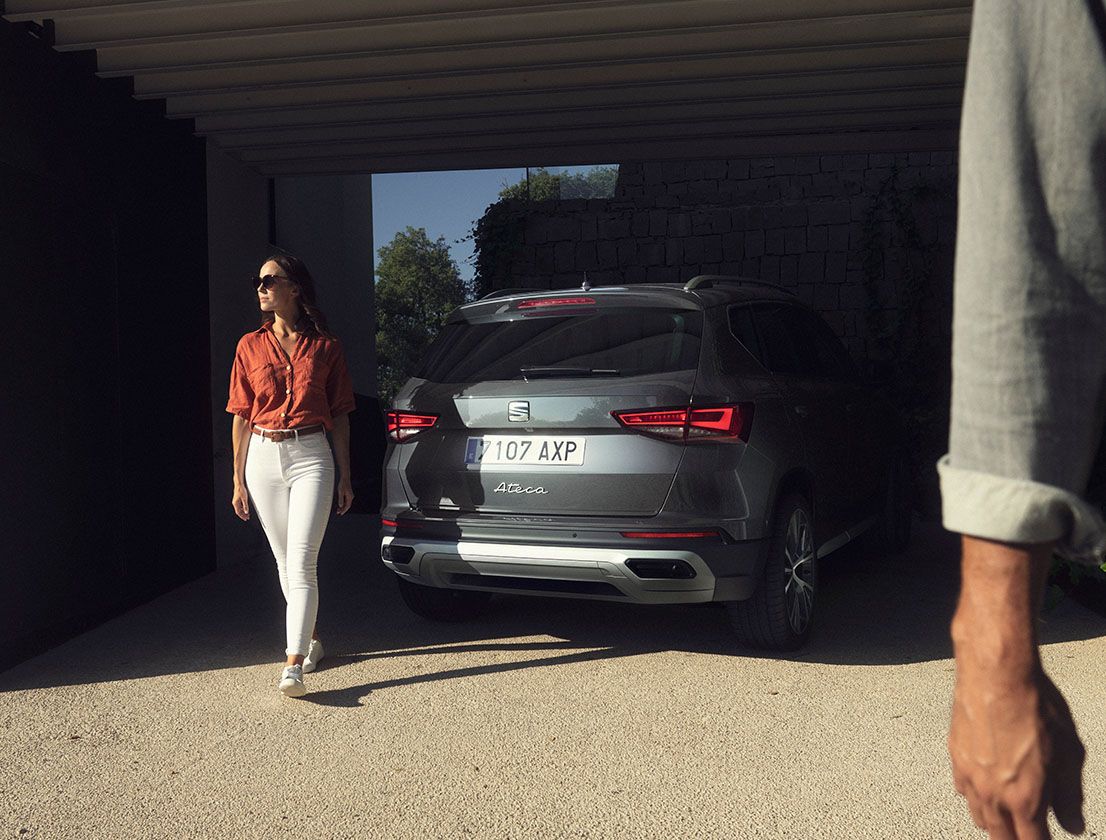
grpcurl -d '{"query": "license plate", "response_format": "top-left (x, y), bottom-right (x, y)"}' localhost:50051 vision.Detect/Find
top-left (465, 436), bottom-right (585, 466)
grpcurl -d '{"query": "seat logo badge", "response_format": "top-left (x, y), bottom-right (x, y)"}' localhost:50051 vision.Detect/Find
top-left (508, 401), bottom-right (530, 422)
top-left (493, 482), bottom-right (548, 495)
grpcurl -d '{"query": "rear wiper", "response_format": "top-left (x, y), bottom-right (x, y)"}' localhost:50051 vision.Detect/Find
top-left (520, 366), bottom-right (621, 379)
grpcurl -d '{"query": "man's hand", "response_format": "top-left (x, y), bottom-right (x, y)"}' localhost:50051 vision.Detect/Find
top-left (949, 536), bottom-right (1086, 839)
top-left (950, 661), bottom-right (1085, 838)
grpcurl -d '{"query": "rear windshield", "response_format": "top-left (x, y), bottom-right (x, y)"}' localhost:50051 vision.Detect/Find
top-left (416, 308), bottom-right (703, 383)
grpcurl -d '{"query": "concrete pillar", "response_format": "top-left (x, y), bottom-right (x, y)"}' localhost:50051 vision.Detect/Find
top-left (273, 176), bottom-right (376, 395)
top-left (206, 142), bottom-right (271, 567)
top-left (206, 163), bottom-right (377, 568)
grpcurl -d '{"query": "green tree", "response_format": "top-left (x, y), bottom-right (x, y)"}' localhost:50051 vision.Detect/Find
top-left (375, 227), bottom-right (469, 403)
top-left (498, 166), bottom-right (618, 201)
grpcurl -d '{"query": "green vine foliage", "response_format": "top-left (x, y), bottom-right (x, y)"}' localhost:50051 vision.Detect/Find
top-left (470, 200), bottom-right (527, 298)
top-left (468, 167), bottom-right (617, 296)
top-left (1049, 551), bottom-right (1106, 615)
top-left (862, 168), bottom-right (1106, 598)
top-left (860, 166), bottom-right (956, 517)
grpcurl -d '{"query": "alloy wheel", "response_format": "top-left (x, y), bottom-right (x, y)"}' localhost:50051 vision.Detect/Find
top-left (783, 508), bottom-right (815, 634)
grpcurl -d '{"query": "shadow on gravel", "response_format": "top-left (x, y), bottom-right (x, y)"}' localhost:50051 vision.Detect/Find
top-left (302, 644), bottom-right (635, 708)
top-left (3, 514), bottom-right (1102, 694)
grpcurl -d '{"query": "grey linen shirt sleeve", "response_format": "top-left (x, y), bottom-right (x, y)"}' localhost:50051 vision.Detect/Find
top-left (938, 0), bottom-right (1106, 561)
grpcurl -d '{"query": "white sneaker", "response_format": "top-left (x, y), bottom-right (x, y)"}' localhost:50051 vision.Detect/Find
top-left (279, 664), bottom-right (306, 698)
top-left (303, 639), bottom-right (325, 674)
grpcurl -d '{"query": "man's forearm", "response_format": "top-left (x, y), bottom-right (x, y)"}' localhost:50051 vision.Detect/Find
top-left (948, 535), bottom-right (1086, 837)
top-left (951, 536), bottom-right (1051, 685)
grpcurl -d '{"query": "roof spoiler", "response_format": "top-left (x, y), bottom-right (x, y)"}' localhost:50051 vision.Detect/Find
top-left (683, 274), bottom-right (797, 297)
top-left (477, 288), bottom-right (550, 301)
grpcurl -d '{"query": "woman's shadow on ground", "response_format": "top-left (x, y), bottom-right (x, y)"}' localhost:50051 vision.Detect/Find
top-left (2, 515), bottom-right (1100, 696)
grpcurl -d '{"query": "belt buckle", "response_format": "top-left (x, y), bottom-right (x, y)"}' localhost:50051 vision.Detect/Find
top-left (272, 430), bottom-right (290, 442)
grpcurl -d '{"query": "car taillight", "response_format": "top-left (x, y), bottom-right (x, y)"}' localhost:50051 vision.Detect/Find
top-left (386, 410), bottom-right (438, 442)
top-left (382, 517), bottom-right (422, 531)
top-left (611, 403), bottom-right (754, 443)
top-left (612, 408), bottom-right (687, 439)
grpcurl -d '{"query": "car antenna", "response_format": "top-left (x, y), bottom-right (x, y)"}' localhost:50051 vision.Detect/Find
top-left (582, 271), bottom-right (591, 292)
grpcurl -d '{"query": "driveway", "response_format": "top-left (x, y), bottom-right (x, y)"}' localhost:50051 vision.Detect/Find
top-left (2, 517), bottom-right (1103, 839)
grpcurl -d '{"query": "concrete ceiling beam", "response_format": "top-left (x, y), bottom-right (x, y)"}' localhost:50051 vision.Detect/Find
top-left (209, 87), bottom-right (964, 150)
top-left (91, 9), bottom-right (970, 78)
top-left (4, 0), bottom-right (630, 23)
top-left (0, 0), bottom-right (972, 175)
top-left (227, 104), bottom-right (961, 164)
top-left (190, 64), bottom-right (966, 133)
top-left (157, 39), bottom-right (968, 114)
top-left (7, 0), bottom-right (971, 42)
top-left (247, 127), bottom-right (959, 176)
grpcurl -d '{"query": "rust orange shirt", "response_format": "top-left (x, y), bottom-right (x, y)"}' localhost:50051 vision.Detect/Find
top-left (226, 323), bottom-right (356, 430)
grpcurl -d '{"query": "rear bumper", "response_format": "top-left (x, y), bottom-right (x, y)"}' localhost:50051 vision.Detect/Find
top-left (379, 535), bottom-right (765, 604)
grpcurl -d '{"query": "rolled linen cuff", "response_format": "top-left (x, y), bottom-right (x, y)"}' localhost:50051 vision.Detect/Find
top-left (937, 455), bottom-right (1106, 564)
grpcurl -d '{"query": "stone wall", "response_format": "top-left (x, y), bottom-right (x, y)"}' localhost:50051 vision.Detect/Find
top-left (475, 151), bottom-right (958, 515)
top-left (480, 151), bottom-right (957, 364)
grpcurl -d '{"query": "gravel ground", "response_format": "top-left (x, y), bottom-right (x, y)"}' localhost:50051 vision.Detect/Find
top-left (2, 517), bottom-right (1103, 840)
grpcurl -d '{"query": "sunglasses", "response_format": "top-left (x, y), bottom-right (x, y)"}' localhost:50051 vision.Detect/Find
top-left (252, 274), bottom-right (289, 290)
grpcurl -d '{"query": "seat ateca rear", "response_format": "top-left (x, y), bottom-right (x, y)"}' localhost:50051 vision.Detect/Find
top-left (380, 277), bottom-right (911, 650)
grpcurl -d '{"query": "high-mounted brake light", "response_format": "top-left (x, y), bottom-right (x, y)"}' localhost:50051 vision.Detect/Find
top-left (517, 297), bottom-right (596, 309)
top-left (386, 410), bottom-right (438, 442)
top-left (611, 403), bottom-right (754, 443)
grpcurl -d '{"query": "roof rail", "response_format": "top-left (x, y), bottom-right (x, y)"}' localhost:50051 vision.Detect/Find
top-left (478, 287), bottom-right (549, 301)
top-left (683, 274), bottom-right (797, 297)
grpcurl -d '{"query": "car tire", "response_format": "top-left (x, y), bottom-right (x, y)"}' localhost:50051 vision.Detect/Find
top-left (876, 449), bottom-right (913, 554)
top-left (396, 577), bottom-right (492, 622)
top-left (726, 493), bottom-right (817, 651)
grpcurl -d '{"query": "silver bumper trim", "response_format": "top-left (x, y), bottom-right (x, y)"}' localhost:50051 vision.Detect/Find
top-left (381, 536), bottom-right (719, 604)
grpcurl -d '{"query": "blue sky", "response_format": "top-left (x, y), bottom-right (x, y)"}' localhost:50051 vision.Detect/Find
top-left (371, 165), bottom-right (611, 286)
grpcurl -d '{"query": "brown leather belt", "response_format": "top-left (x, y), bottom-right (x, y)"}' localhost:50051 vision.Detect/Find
top-left (251, 425), bottom-right (323, 442)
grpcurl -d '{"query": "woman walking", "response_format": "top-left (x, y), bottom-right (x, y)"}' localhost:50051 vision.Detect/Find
top-left (227, 254), bottom-right (355, 697)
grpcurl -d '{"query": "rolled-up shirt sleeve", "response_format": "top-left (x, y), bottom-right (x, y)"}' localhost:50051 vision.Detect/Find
top-left (940, 0), bottom-right (1106, 562)
top-left (326, 341), bottom-right (356, 418)
top-left (226, 339), bottom-right (255, 421)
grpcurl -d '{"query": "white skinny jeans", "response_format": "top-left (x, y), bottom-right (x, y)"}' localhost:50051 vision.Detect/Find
top-left (245, 431), bottom-right (335, 656)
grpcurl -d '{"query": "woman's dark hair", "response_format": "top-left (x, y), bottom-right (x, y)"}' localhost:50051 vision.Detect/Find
top-left (259, 253), bottom-right (334, 338)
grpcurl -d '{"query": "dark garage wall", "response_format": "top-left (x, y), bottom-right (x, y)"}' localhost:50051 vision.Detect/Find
top-left (0, 20), bottom-right (214, 665)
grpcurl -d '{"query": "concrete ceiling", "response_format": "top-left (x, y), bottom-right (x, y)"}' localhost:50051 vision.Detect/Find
top-left (2, 0), bottom-right (972, 175)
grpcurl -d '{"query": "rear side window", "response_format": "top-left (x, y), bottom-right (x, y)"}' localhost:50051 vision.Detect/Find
top-left (417, 308), bottom-right (703, 383)
top-left (729, 304), bottom-right (856, 380)
top-left (753, 307), bottom-right (811, 376)
top-left (727, 306), bottom-right (765, 367)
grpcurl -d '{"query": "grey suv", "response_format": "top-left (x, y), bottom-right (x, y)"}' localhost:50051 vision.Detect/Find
top-left (379, 276), bottom-right (912, 650)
